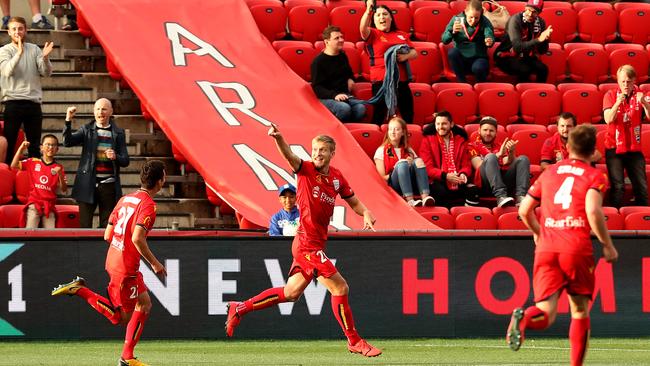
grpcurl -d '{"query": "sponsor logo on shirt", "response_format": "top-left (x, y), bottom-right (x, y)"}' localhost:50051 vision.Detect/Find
top-left (544, 216), bottom-right (586, 228)
top-left (320, 191), bottom-right (336, 206)
top-left (39, 175), bottom-right (48, 184)
top-left (312, 185), bottom-right (320, 198)
top-left (333, 178), bottom-right (340, 191)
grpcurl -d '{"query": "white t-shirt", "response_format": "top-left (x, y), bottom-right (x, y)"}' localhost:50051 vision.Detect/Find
top-left (373, 145), bottom-right (416, 161)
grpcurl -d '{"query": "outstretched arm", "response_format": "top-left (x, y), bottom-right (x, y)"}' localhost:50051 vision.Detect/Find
top-left (268, 123), bottom-right (302, 172)
top-left (344, 195), bottom-right (376, 231)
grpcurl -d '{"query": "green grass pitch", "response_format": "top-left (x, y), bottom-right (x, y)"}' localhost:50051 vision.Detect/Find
top-left (0, 338), bottom-right (648, 365)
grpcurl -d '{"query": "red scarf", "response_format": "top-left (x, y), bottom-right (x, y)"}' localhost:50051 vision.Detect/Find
top-left (439, 133), bottom-right (458, 190)
top-left (383, 144), bottom-right (413, 174)
top-left (614, 87), bottom-right (642, 154)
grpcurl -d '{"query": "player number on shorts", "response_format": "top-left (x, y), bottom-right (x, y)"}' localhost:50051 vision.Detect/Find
top-left (130, 286), bottom-right (137, 299)
top-left (554, 177), bottom-right (574, 210)
top-left (316, 250), bottom-right (329, 263)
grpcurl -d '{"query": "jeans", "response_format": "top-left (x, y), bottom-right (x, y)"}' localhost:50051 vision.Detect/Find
top-left (3, 100), bottom-right (43, 164)
top-left (605, 149), bottom-right (648, 207)
top-left (371, 81), bottom-right (414, 125)
top-left (79, 179), bottom-right (118, 228)
top-left (480, 154), bottom-right (531, 197)
top-left (447, 48), bottom-right (489, 83)
top-left (320, 97), bottom-right (366, 122)
top-left (388, 160), bottom-right (430, 197)
top-left (495, 56), bottom-right (548, 83)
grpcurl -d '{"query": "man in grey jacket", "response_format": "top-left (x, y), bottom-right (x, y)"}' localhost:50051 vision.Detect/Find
top-left (63, 98), bottom-right (129, 228)
top-left (0, 16), bottom-right (52, 163)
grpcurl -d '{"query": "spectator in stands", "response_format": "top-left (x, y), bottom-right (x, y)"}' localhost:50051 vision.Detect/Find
top-left (0, 16), bottom-right (53, 164)
top-left (10, 136), bottom-right (67, 228)
top-left (469, 116), bottom-right (530, 207)
top-left (494, 0), bottom-right (551, 83)
top-left (269, 183), bottom-right (300, 236)
top-left (374, 117), bottom-right (435, 207)
top-left (311, 26), bottom-right (366, 123)
top-left (63, 99), bottom-right (129, 228)
top-left (0, 134), bottom-right (7, 163)
top-left (360, 0), bottom-right (417, 125)
top-left (0, 0), bottom-right (54, 29)
top-left (441, 0), bottom-right (494, 83)
top-left (419, 110), bottom-right (479, 207)
top-left (540, 113), bottom-right (602, 171)
top-left (603, 64), bottom-right (650, 208)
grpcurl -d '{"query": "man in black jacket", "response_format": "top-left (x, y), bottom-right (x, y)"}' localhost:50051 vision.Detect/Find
top-left (63, 98), bottom-right (129, 228)
top-left (494, 0), bottom-right (552, 82)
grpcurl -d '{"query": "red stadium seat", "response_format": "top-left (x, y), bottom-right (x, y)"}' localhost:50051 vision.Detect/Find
top-left (449, 0), bottom-right (468, 14)
top-left (538, 43), bottom-right (567, 84)
top-left (349, 127), bottom-right (384, 158)
top-left (450, 206), bottom-right (491, 218)
top-left (463, 123), bottom-right (479, 136)
top-left (379, 1), bottom-right (412, 33)
top-left (515, 83), bottom-right (557, 93)
top-left (0, 167), bottom-right (14, 204)
top-left (604, 43), bottom-right (646, 53)
top-left (350, 81), bottom-right (374, 123)
top-left (562, 89), bottom-right (603, 124)
top-left (543, 8), bottom-right (578, 44)
top-left (55, 205), bottom-right (80, 228)
top-left (520, 88), bottom-right (561, 125)
top-left (609, 48), bottom-right (649, 84)
top-left (416, 207), bottom-right (454, 229)
top-left (0, 205), bottom-right (23, 228)
top-left (614, 2), bottom-right (650, 13)
top-left (573, 2), bottom-right (612, 12)
top-left (473, 82), bottom-right (515, 94)
top-left (455, 211), bottom-right (497, 230)
top-left (641, 84), bottom-right (650, 94)
top-left (497, 211), bottom-right (527, 230)
top-left (432, 82), bottom-right (473, 93)
top-left (506, 124), bottom-right (547, 136)
top-left (329, 5), bottom-right (365, 43)
top-left (413, 5), bottom-right (455, 43)
top-left (492, 205), bottom-right (519, 218)
top-left (624, 212), bottom-right (650, 230)
top-left (381, 123), bottom-right (424, 150)
top-left (641, 130), bottom-right (650, 163)
top-left (410, 0), bottom-right (449, 13)
top-left (601, 207), bottom-right (624, 230)
top-left (410, 42), bottom-right (443, 83)
top-left (315, 41), bottom-right (361, 78)
top-left (285, 0), bottom-right (323, 11)
top-left (288, 4), bottom-right (329, 42)
top-left (486, 41), bottom-right (517, 83)
top-left (557, 82), bottom-right (598, 93)
top-left (566, 47), bottom-right (609, 84)
top-left (275, 42), bottom-right (319, 81)
top-left (620, 206), bottom-right (650, 217)
top-left (618, 8), bottom-right (650, 45)
top-left (15, 169), bottom-right (30, 203)
top-left (250, 3), bottom-right (288, 41)
top-left (545, 1), bottom-right (573, 10)
top-left (409, 83), bottom-right (436, 126)
top-left (435, 88), bottom-right (478, 125)
top-left (356, 41), bottom-right (370, 80)
top-left (478, 89), bottom-right (520, 126)
top-left (597, 83), bottom-right (618, 94)
top-left (529, 164), bottom-right (542, 185)
top-left (500, 1), bottom-right (525, 15)
top-left (510, 130), bottom-right (551, 165)
top-left (595, 130), bottom-right (607, 164)
top-left (325, 0), bottom-right (361, 10)
top-left (438, 42), bottom-right (457, 81)
top-left (577, 7), bottom-right (617, 44)
top-left (345, 122), bottom-right (380, 131)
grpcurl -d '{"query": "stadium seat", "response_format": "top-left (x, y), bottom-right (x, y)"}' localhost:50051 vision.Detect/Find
top-left (249, 3), bottom-right (288, 41)
top-left (595, 130), bottom-right (607, 164)
top-left (572, 2), bottom-right (613, 12)
top-left (609, 48), bottom-right (649, 83)
top-left (506, 124), bottom-right (547, 136)
top-left (416, 207), bottom-right (455, 229)
top-left (455, 211), bottom-right (497, 230)
top-left (432, 82), bottom-right (473, 93)
top-left (410, 42), bottom-right (443, 83)
top-left (478, 89), bottom-right (520, 126)
top-left (288, 4), bottom-right (329, 42)
top-left (620, 206), bottom-right (650, 217)
top-left (413, 5), bottom-right (455, 43)
top-left (486, 41), bottom-right (517, 83)
top-left (275, 42), bottom-right (319, 81)
top-left (562, 89), bottom-right (603, 124)
top-left (641, 84), bottom-right (650, 94)
top-left (435, 88), bottom-right (478, 125)
top-left (529, 164), bottom-right (542, 185)
top-left (409, 83), bottom-right (436, 126)
top-left (409, 0), bottom-right (449, 13)
top-left (0, 205), bottom-right (23, 228)
top-left (624, 212), bottom-right (650, 230)
top-left (349, 127), bottom-right (384, 158)
top-left (510, 130), bottom-right (551, 165)
top-left (614, 2), bottom-right (650, 13)
top-left (473, 82), bottom-right (515, 94)
top-left (344, 122), bottom-right (380, 131)
top-left (438, 42), bottom-right (457, 81)
top-left (449, 0), bottom-right (468, 14)
top-left (601, 207), bottom-right (624, 230)
top-left (543, 8), bottom-right (578, 44)
top-left (325, 0), bottom-right (361, 10)
top-left (285, 0), bottom-right (323, 11)
top-left (0, 167), bottom-right (14, 204)
top-left (566, 47), bottom-right (609, 84)
top-left (539, 43), bottom-right (567, 84)
top-left (557, 82), bottom-right (598, 93)
top-left (450, 206), bottom-right (491, 218)
top-left (497, 212), bottom-right (527, 230)
top-left (545, 1), bottom-right (573, 10)
top-left (500, 1), bottom-right (525, 16)
top-left (314, 41), bottom-right (361, 78)
top-left (618, 8), bottom-right (650, 45)
top-left (492, 205), bottom-right (519, 219)
top-left (329, 5), bottom-right (365, 43)
top-left (14, 169), bottom-right (30, 203)
top-left (55, 205), bottom-right (80, 228)
top-left (520, 88), bottom-right (561, 125)
top-left (350, 82), bottom-right (374, 123)
top-left (355, 41), bottom-right (371, 80)
top-left (380, 123), bottom-right (424, 150)
top-left (598, 83), bottom-right (618, 94)
top-left (604, 43), bottom-right (646, 53)
top-left (641, 130), bottom-right (650, 163)
top-left (380, 1), bottom-right (412, 33)
top-left (577, 7), bottom-right (617, 44)
top-left (515, 83), bottom-right (557, 93)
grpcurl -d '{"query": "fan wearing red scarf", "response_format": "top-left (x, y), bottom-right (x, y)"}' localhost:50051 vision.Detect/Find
top-left (419, 110), bottom-right (478, 207)
top-left (603, 64), bottom-right (650, 207)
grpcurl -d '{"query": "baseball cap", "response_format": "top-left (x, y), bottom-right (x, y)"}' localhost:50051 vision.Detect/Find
top-left (526, 0), bottom-right (543, 12)
top-left (479, 116), bottom-right (498, 128)
top-left (278, 183), bottom-right (296, 196)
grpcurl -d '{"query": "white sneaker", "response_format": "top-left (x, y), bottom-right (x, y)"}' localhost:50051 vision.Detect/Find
top-left (422, 196), bottom-right (436, 206)
top-left (408, 199), bottom-right (422, 207)
top-left (497, 196), bottom-right (515, 208)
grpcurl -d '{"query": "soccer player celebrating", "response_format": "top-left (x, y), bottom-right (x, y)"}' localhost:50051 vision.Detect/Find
top-left (508, 125), bottom-right (618, 366)
top-left (225, 124), bottom-right (381, 357)
top-left (51, 160), bottom-right (167, 366)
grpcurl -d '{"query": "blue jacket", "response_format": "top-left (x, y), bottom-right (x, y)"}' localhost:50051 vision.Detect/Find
top-left (269, 207), bottom-right (300, 236)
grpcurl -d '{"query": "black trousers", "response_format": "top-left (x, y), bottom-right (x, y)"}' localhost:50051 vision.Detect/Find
top-left (605, 149), bottom-right (648, 207)
top-left (495, 56), bottom-right (548, 83)
top-left (430, 180), bottom-right (480, 208)
top-left (371, 81), bottom-right (414, 125)
top-left (79, 181), bottom-right (117, 228)
top-left (3, 100), bottom-right (43, 164)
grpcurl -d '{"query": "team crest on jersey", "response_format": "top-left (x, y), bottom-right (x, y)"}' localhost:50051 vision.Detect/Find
top-left (333, 178), bottom-right (340, 191)
top-left (35, 163), bottom-right (41, 172)
top-left (51, 168), bottom-right (58, 175)
top-left (397, 34), bottom-right (406, 40)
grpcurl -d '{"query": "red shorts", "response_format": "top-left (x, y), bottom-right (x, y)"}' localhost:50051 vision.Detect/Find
top-left (533, 251), bottom-right (595, 303)
top-left (289, 235), bottom-right (338, 279)
top-left (107, 271), bottom-right (147, 313)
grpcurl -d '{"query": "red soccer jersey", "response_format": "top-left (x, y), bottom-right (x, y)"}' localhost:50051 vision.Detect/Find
top-left (364, 28), bottom-right (414, 82)
top-left (540, 133), bottom-right (568, 164)
top-left (295, 161), bottom-right (354, 251)
top-left (21, 158), bottom-right (64, 203)
top-left (105, 190), bottom-right (157, 275)
top-left (602, 88), bottom-right (645, 151)
top-left (528, 159), bottom-right (609, 255)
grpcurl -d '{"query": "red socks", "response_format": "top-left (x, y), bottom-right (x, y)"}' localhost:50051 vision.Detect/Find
top-left (569, 317), bottom-right (590, 366)
top-left (237, 287), bottom-right (286, 316)
top-left (121, 310), bottom-right (148, 360)
top-left (524, 305), bottom-right (549, 330)
top-left (76, 287), bottom-right (121, 325)
top-left (331, 295), bottom-right (361, 346)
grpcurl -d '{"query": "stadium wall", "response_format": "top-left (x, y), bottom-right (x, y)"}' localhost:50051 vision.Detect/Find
top-left (1, 234), bottom-right (649, 339)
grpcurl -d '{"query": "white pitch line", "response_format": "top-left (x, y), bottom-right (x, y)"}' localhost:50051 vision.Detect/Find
top-left (409, 343), bottom-right (650, 352)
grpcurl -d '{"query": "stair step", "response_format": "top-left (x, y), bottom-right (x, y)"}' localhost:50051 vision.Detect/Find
top-left (54, 156), bottom-right (178, 174)
top-left (43, 115), bottom-right (152, 133)
top-left (58, 143), bottom-right (140, 157)
top-left (43, 88), bottom-right (94, 102)
top-left (41, 73), bottom-right (116, 92)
